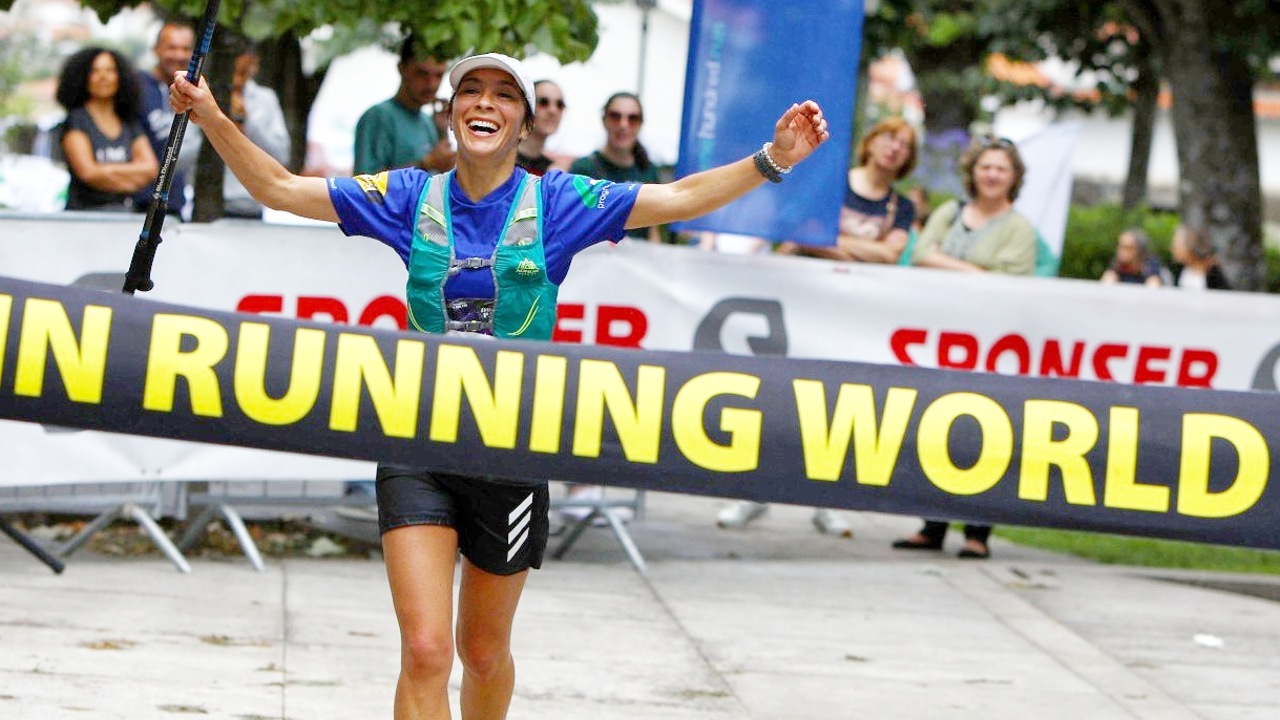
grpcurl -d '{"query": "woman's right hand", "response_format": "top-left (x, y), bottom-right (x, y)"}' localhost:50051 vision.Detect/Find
top-left (169, 72), bottom-right (222, 126)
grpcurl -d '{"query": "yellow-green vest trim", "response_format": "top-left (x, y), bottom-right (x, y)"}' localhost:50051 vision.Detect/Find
top-left (406, 170), bottom-right (556, 340)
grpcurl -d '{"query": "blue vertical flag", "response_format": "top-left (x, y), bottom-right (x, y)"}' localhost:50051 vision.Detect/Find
top-left (672, 0), bottom-right (863, 245)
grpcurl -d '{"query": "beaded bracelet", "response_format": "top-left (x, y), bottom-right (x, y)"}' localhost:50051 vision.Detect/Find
top-left (753, 147), bottom-right (782, 183)
top-left (761, 142), bottom-right (792, 175)
top-left (753, 142), bottom-right (792, 183)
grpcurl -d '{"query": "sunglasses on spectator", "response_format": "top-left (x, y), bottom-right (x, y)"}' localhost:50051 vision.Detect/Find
top-left (538, 97), bottom-right (565, 109)
top-left (606, 110), bottom-right (643, 124)
top-left (980, 134), bottom-right (1015, 149)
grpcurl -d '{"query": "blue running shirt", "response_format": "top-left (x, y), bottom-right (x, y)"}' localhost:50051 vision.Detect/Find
top-left (328, 168), bottom-right (640, 300)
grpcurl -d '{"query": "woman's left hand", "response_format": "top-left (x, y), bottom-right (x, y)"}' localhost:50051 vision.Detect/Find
top-left (769, 100), bottom-right (830, 169)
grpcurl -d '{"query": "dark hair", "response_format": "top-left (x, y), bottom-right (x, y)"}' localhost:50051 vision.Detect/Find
top-left (55, 47), bottom-right (143, 120)
top-left (155, 20), bottom-right (194, 45)
top-left (856, 117), bottom-right (918, 179)
top-left (959, 135), bottom-right (1026, 202)
top-left (398, 34), bottom-right (418, 64)
top-left (398, 33), bottom-right (446, 65)
top-left (602, 92), bottom-right (650, 171)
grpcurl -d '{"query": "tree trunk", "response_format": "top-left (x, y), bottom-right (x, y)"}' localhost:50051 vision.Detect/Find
top-left (258, 32), bottom-right (314, 172)
top-left (191, 29), bottom-right (250, 222)
top-left (1121, 64), bottom-right (1158, 211)
top-left (1160, 5), bottom-right (1264, 290)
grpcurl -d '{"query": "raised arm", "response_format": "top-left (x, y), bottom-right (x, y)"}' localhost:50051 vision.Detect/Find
top-left (625, 100), bottom-right (829, 229)
top-left (169, 72), bottom-right (337, 223)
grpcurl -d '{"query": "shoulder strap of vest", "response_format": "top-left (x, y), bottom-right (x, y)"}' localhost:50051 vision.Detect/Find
top-left (501, 174), bottom-right (542, 247)
top-left (419, 170), bottom-right (451, 247)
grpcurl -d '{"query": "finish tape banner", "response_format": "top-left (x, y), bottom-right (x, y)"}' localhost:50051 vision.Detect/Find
top-left (2, 274), bottom-right (1278, 550)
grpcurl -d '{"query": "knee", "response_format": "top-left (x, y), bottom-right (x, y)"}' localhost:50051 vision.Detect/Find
top-left (456, 633), bottom-right (512, 680)
top-left (401, 629), bottom-right (455, 681)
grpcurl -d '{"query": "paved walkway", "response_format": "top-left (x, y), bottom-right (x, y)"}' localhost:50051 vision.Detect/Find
top-left (2, 491), bottom-right (1278, 719)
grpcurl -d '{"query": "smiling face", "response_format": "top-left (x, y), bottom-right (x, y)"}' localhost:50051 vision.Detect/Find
top-left (153, 24), bottom-right (194, 80)
top-left (971, 148), bottom-right (1017, 202)
top-left (603, 95), bottom-right (643, 154)
top-left (533, 81), bottom-right (564, 138)
top-left (450, 67), bottom-right (530, 163)
top-left (87, 52), bottom-right (120, 101)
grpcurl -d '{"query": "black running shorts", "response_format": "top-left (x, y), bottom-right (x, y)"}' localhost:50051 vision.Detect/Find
top-left (374, 463), bottom-right (549, 575)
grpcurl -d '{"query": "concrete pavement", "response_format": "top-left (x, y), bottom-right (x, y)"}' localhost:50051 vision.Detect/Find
top-left (2, 490), bottom-right (1278, 719)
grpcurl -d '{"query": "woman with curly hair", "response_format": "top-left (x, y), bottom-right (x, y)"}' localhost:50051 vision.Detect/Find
top-left (55, 46), bottom-right (158, 211)
top-left (911, 134), bottom-right (1036, 276)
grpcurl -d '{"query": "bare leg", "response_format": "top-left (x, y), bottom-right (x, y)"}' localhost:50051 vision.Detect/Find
top-left (384, 524), bottom-right (460, 720)
top-left (456, 559), bottom-right (529, 720)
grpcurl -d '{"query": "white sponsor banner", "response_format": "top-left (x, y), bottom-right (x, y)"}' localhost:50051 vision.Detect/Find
top-left (2, 214), bottom-right (1278, 485)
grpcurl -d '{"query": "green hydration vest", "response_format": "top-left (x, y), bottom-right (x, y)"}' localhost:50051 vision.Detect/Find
top-left (406, 170), bottom-right (556, 340)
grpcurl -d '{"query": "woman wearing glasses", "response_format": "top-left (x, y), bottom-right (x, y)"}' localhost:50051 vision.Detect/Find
top-left (516, 80), bottom-right (567, 175)
top-left (570, 92), bottom-right (662, 242)
top-left (897, 134), bottom-right (1038, 559)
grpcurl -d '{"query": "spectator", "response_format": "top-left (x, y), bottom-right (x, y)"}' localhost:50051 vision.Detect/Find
top-left (897, 134), bottom-right (1038, 559)
top-left (222, 48), bottom-right (291, 219)
top-left (516, 80), bottom-right (567, 175)
top-left (352, 35), bottom-right (454, 175)
top-left (1171, 224), bottom-right (1231, 290)
top-left (570, 92), bottom-right (662, 243)
top-left (561, 91), bottom-right (662, 519)
top-left (134, 21), bottom-right (200, 217)
top-left (1100, 227), bottom-right (1167, 287)
top-left (56, 47), bottom-right (158, 212)
top-left (910, 135), bottom-right (1036, 276)
top-left (170, 49), bottom-right (829, 720)
top-left (779, 116), bottom-right (918, 263)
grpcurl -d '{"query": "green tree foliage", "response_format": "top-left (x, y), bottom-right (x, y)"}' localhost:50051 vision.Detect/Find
top-left (1, 0), bottom-right (599, 64)
top-left (4, 0), bottom-right (601, 219)
top-left (863, 0), bottom-right (1280, 290)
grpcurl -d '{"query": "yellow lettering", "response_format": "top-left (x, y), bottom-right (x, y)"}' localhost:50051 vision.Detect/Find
top-left (1019, 400), bottom-right (1098, 505)
top-left (233, 323), bottom-right (325, 426)
top-left (13, 299), bottom-right (111, 403)
top-left (0, 294), bottom-right (12, 388)
top-left (143, 314), bottom-right (228, 416)
top-left (793, 380), bottom-right (916, 484)
top-left (572, 359), bottom-right (665, 463)
top-left (1176, 413), bottom-right (1268, 518)
top-left (1103, 406), bottom-right (1169, 512)
top-left (529, 354), bottom-right (568, 453)
top-left (918, 392), bottom-right (1012, 495)
top-left (429, 345), bottom-right (523, 448)
top-left (330, 334), bottom-right (423, 438)
top-left (672, 372), bottom-right (761, 472)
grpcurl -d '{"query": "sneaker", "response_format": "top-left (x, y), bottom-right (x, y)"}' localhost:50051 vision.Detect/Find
top-left (812, 509), bottom-right (853, 538)
top-left (716, 501), bottom-right (768, 529)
